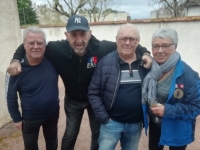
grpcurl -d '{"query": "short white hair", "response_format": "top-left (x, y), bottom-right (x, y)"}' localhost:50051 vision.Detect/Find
top-left (152, 28), bottom-right (178, 46)
top-left (23, 26), bottom-right (46, 43)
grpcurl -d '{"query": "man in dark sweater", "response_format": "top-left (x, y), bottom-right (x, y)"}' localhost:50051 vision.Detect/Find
top-left (5, 26), bottom-right (59, 150)
top-left (7, 15), bottom-right (152, 150)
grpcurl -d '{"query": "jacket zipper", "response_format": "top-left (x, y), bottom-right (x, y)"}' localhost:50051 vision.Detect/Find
top-left (129, 64), bottom-right (133, 77)
top-left (138, 61), bottom-right (144, 92)
top-left (110, 59), bottom-right (143, 109)
top-left (79, 58), bottom-right (82, 99)
top-left (110, 63), bottom-right (120, 109)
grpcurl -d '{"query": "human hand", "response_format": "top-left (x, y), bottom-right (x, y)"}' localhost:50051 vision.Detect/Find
top-left (7, 61), bottom-right (22, 76)
top-left (151, 103), bottom-right (165, 117)
top-left (14, 121), bottom-right (22, 130)
top-left (142, 54), bottom-right (152, 69)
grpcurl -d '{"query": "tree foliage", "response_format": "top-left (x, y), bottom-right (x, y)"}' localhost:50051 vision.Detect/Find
top-left (17, 0), bottom-right (39, 25)
top-left (149, 0), bottom-right (189, 17)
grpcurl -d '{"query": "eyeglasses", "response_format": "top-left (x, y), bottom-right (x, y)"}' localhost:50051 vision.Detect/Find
top-left (26, 42), bottom-right (45, 47)
top-left (117, 37), bottom-right (138, 44)
top-left (152, 44), bottom-right (174, 52)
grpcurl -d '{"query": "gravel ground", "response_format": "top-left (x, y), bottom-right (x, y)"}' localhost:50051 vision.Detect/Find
top-left (1, 79), bottom-right (200, 150)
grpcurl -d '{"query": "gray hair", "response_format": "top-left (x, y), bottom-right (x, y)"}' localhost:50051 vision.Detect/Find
top-left (152, 28), bottom-right (178, 46)
top-left (117, 23), bottom-right (140, 38)
top-left (23, 26), bottom-right (46, 43)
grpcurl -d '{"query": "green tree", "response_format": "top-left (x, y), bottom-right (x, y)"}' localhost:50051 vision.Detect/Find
top-left (17, 0), bottom-right (39, 25)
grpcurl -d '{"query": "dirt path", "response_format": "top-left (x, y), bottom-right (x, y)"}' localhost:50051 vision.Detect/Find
top-left (1, 79), bottom-right (200, 150)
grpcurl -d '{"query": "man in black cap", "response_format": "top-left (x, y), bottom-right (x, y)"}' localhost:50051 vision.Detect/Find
top-left (7, 15), bottom-right (152, 150)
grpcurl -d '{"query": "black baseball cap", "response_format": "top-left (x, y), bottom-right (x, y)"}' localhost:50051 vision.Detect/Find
top-left (66, 15), bottom-right (90, 32)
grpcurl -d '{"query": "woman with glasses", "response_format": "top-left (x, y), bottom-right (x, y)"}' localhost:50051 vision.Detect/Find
top-left (142, 27), bottom-right (200, 150)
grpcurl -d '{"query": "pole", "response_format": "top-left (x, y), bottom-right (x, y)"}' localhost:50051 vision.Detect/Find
top-left (22, 8), bottom-right (26, 25)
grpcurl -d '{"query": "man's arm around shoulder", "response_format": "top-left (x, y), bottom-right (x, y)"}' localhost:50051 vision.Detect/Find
top-left (137, 44), bottom-right (152, 69)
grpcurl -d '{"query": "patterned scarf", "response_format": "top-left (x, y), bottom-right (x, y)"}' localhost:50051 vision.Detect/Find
top-left (142, 51), bottom-right (180, 104)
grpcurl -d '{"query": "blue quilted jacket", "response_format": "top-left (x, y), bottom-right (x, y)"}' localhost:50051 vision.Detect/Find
top-left (143, 58), bottom-right (200, 146)
top-left (88, 50), bottom-right (148, 124)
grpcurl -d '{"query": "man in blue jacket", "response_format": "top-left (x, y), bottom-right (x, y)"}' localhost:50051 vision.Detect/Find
top-left (5, 26), bottom-right (59, 150)
top-left (88, 23), bottom-right (149, 150)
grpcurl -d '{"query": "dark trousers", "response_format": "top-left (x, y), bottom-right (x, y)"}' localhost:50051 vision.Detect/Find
top-left (61, 97), bottom-right (100, 150)
top-left (22, 110), bottom-right (59, 150)
top-left (149, 119), bottom-right (187, 150)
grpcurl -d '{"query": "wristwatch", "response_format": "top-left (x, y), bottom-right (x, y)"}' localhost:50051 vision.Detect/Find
top-left (10, 59), bottom-right (21, 64)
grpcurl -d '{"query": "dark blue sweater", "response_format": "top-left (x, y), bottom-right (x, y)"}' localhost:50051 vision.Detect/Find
top-left (6, 57), bottom-right (59, 123)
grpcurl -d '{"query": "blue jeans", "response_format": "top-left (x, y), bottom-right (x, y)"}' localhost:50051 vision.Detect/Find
top-left (98, 120), bottom-right (142, 150)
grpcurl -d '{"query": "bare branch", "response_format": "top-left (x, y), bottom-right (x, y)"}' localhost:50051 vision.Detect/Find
top-left (149, 0), bottom-right (188, 17)
top-left (47, 0), bottom-right (89, 17)
top-left (86, 0), bottom-right (113, 22)
top-left (47, 0), bottom-right (53, 8)
top-left (74, 0), bottom-right (89, 15)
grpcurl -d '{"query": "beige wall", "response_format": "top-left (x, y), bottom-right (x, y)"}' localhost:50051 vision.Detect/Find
top-left (91, 21), bottom-right (200, 73)
top-left (95, 21), bottom-right (200, 73)
top-left (0, 0), bottom-right (21, 128)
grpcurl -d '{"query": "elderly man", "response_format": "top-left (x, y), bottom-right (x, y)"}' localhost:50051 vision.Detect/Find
top-left (7, 15), bottom-right (152, 150)
top-left (5, 26), bottom-right (59, 150)
top-left (88, 23), bottom-right (149, 150)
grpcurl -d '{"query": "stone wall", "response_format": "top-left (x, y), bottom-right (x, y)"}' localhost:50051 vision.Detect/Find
top-left (21, 20), bottom-right (200, 73)
top-left (0, 0), bottom-right (21, 128)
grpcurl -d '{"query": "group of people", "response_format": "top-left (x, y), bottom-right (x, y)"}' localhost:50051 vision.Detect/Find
top-left (6, 14), bottom-right (200, 150)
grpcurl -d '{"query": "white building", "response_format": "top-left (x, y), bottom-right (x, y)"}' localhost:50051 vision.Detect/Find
top-left (34, 3), bottom-right (129, 25)
top-left (185, 0), bottom-right (200, 16)
top-left (150, 8), bottom-right (172, 19)
top-left (85, 12), bottom-right (129, 22)
top-left (150, 0), bottom-right (200, 19)
top-left (35, 5), bottom-right (67, 25)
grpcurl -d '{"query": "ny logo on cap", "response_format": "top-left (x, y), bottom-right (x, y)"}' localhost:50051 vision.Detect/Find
top-left (74, 17), bottom-right (81, 24)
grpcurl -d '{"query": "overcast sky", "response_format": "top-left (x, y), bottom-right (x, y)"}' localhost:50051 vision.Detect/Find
top-left (32, 0), bottom-right (158, 19)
